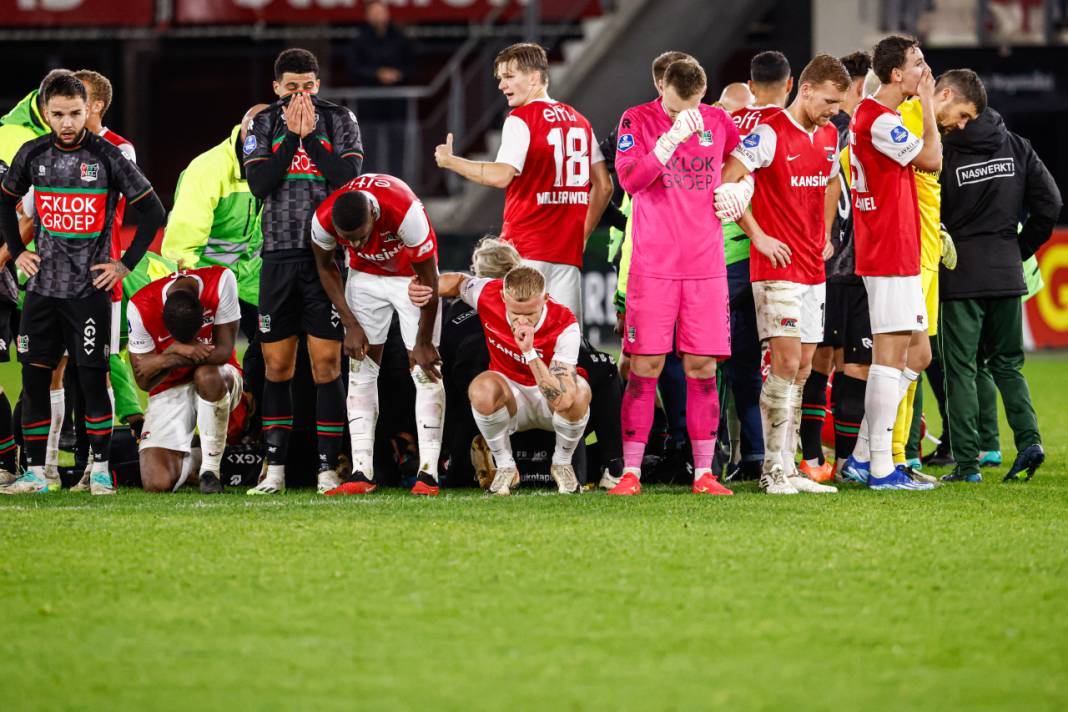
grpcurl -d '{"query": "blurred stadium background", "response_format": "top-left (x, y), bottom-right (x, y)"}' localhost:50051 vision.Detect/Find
top-left (4, 0), bottom-right (1068, 348)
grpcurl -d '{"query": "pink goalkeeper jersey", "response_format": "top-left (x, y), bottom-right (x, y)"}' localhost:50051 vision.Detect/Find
top-left (614, 99), bottom-right (741, 279)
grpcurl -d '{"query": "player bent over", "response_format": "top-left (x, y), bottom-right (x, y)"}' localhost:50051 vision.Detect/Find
top-left (311, 174), bottom-right (445, 496)
top-left (718, 55), bottom-right (850, 495)
top-left (127, 267), bottom-right (242, 493)
top-left (410, 266), bottom-right (589, 495)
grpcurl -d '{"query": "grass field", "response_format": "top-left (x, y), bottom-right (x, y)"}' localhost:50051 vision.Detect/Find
top-left (1, 356), bottom-right (1067, 710)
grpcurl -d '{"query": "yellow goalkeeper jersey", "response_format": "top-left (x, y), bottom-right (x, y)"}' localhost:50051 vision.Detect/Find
top-left (898, 99), bottom-right (942, 272)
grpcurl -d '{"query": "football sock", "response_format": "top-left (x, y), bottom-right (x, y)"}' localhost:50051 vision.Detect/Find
top-left (0, 389), bottom-right (15, 474)
top-left (346, 357), bottom-right (379, 479)
top-left (621, 373), bottom-right (657, 472)
top-left (783, 381), bottom-right (803, 475)
top-left (832, 374), bottom-right (866, 462)
top-left (552, 409), bottom-right (589, 466)
top-left (262, 379), bottom-right (293, 469)
top-left (21, 365), bottom-right (53, 468)
top-left (471, 405), bottom-right (514, 470)
top-left (759, 373), bottom-right (792, 472)
top-left (196, 393), bottom-right (230, 475)
top-left (685, 375), bottom-right (720, 475)
top-left (866, 364), bottom-right (902, 478)
top-left (80, 366), bottom-right (113, 468)
top-left (315, 376), bottom-right (345, 472)
top-left (45, 387), bottom-right (64, 470)
top-left (800, 371), bottom-right (828, 464)
top-left (411, 366), bottom-right (445, 481)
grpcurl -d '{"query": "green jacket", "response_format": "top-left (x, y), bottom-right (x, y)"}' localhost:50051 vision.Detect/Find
top-left (0, 90), bottom-right (48, 167)
top-left (154, 125), bottom-right (263, 305)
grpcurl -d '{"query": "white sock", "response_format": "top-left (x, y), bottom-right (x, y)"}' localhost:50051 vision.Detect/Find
top-left (783, 382), bottom-right (803, 475)
top-left (28, 464), bottom-right (45, 481)
top-left (853, 415), bottom-right (871, 461)
top-left (411, 367), bottom-right (444, 481)
top-left (175, 447), bottom-right (201, 491)
top-left (471, 405), bottom-right (515, 470)
top-left (551, 409), bottom-right (589, 465)
top-left (899, 367), bottom-right (919, 400)
top-left (347, 357), bottom-right (380, 479)
top-left (866, 364), bottom-right (903, 478)
top-left (759, 374), bottom-right (792, 472)
top-left (91, 458), bottom-right (109, 480)
top-left (46, 388), bottom-right (64, 469)
top-left (265, 463), bottom-right (285, 485)
top-left (196, 394), bottom-right (230, 475)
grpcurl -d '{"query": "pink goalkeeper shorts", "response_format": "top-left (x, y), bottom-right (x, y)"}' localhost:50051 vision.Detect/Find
top-left (623, 273), bottom-right (731, 358)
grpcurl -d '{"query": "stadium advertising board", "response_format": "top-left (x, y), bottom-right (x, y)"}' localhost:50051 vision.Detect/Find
top-left (0, 0), bottom-right (154, 26)
top-left (174, 0), bottom-right (601, 24)
top-left (1025, 229), bottom-right (1068, 349)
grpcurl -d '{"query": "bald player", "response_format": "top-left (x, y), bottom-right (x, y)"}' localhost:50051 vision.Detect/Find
top-left (717, 83), bottom-right (755, 113)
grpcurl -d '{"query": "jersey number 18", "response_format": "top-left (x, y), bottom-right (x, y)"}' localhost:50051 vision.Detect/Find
top-left (546, 127), bottom-right (589, 187)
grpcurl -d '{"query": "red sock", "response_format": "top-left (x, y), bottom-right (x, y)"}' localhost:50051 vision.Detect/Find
top-left (686, 375), bottom-right (720, 470)
top-left (621, 374), bottom-right (658, 470)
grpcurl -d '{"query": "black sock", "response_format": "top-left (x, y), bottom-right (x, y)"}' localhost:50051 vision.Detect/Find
top-left (800, 371), bottom-right (829, 463)
top-left (833, 374), bottom-right (866, 461)
top-left (0, 390), bottom-right (15, 473)
top-left (262, 379), bottom-right (293, 467)
top-left (21, 365), bottom-right (53, 468)
top-left (80, 366), bottom-right (113, 464)
top-left (315, 376), bottom-right (345, 472)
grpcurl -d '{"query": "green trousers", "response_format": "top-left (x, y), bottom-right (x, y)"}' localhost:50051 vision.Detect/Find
top-left (937, 297), bottom-right (1040, 475)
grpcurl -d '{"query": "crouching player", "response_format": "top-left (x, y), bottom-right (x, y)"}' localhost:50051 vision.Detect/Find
top-left (311, 173), bottom-right (445, 496)
top-left (410, 266), bottom-right (589, 495)
top-left (127, 266), bottom-right (242, 493)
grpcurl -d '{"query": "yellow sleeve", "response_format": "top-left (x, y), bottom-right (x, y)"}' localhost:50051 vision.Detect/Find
top-left (899, 99), bottom-right (942, 272)
top-left (160, 161), bottom-right (220, 271)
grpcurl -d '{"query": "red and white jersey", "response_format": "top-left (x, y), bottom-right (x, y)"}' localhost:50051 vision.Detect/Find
top-left (495, 98), bottom-right (604, 268)
top-left (731, 104), bottom-right (783, 136)
top-left (127, 265), bottom-right (242, 396)
top-left (311, 173), bottom-right (437, 277)
top-left (101, 127), bottom-right (136, 302)
top-left (849, 97), bottom-right (923, 277)
top-left (732, 109), bottom-right (840, 284)
top-left (460, 276), bottom-right (580, 388)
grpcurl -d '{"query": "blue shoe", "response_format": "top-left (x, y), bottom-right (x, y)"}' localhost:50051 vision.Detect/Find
top-left (1003, 444), bottom-right (1044, 482)
top-left (941, 470), bottom-right (982, 483)
top-left (0, 471), bottom-right (51, 495)
top-left (868, 464), bottom-right (936, 490)
top-left (978, 451), bottom-right (1003, 468)
top-left (841, 456), bottom-right (870, 484)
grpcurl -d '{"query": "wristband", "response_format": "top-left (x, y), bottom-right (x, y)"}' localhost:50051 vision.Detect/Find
top-left (522, 349), bottom-right (539, 363)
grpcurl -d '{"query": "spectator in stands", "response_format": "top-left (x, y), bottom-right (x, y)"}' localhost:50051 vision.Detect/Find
top-left (347, 0), bottom-right (416, 176)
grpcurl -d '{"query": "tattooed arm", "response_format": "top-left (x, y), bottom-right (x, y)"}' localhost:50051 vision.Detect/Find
top-left (513, 322), bottom-right (577, 412)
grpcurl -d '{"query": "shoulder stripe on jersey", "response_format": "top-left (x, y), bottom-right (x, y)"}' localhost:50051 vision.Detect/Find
top-left (127, 187), bottom-right (154, 205)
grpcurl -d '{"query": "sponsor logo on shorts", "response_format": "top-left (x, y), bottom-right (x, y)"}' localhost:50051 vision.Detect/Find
top-left (890, 126), bottom-right (909, 144)
top-left (258, 314), bottom-right (271, 333)
top-left (626, 326), bottom-right (636, 343)
top-left (141, 431), bottom-right (151, 441)
top-left (862, 338), bottom-right (873, 349)
top-left (917, 314), bottom-right (925, 324)
top-left (83, 317), bottom-right (97, 355)
top-left (780, 318), bottom-right (798, 329)
top-left (80, 162), bottom-right (99, 182)
top-left (330, 307), bottom-right (340, 330)
top-left (16, 335), bottom-right (28, 353)
top-left (617, 133), bottom-right (635, 152)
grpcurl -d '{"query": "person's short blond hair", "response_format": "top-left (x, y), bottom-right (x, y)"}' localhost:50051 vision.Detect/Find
top-left (471, 235), bottom-right (521, 279)
top-left (74, 69), bottom-right (112, 115)
top-left (503, 265), bottom-right (545, 302)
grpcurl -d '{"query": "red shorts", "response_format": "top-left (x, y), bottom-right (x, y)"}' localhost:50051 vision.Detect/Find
top-left (623, 273), bottom-right (730, 357)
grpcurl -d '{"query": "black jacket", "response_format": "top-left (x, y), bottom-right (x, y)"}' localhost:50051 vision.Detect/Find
top-left (940, 108), bottom-right (1062, 300)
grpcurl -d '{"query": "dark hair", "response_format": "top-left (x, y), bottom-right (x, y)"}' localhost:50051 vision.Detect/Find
top-left (799, 54), bottom-right (851, 92)
top-left (839, 51), bottom-right (872, 80)
top-left (274, 48), bottom-right (320, 81)
top-left (163, 290), bottom-right (204, 345)
top-left (750, 51), bottom-right (791, 85)
top-left (663, 60), bottom-right (707, 100)
top-left (872, 35), bottom-right (919, 84)
top-left (38, 69), bottom-right (73, 97)
top-left (495, 42), bottom-right (550, 85)
top-left (652, 51), bottom-right (695, 83)
top-left (42, 73), bottom-right (87, 104)
top-left (937, 68), bottom-right (988, 114)
top-left (332, 191), bottom-right (372, 232)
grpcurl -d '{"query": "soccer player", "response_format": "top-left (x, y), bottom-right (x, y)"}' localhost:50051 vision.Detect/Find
top-left (715, 83), bottom-right (754, 113)
top-left (310, 173), bottom-right (445, 496)
top-left (411, 265), bottom-right (589, 495)
top-left (434, 42), bottom-right (612, 319)
top-left (609, 59), bottom-right (742, 496)
top-left (0, 73), bottom-right (165, 495)
top-left (243, 48), bottom-right (363, 495)
top-left (127, 266), bottom-right (242, 494)
top-left (839, 36), bottom-right (944, 490)
top-left (718, 55), bottom-right (850, 495)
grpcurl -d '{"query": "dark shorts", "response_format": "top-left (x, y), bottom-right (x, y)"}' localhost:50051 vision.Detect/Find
top-left (257, 259), bottom-right (343, 343)
top-left (824, 282), bottom-right (872, 365)
top-left (18, 290), bottom-right (111, 369)
top-left (0, 300), bottom-right (15, 362)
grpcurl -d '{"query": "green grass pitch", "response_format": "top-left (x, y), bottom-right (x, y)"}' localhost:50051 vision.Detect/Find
top-left (1, 356), bottom-right (1066, 710)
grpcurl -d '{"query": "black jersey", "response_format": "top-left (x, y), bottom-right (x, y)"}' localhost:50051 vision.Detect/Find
top-left (243, 95), bottom-right (363, 255)
top-left (826, 110), bottom-right (859, 285)
top-left (1, 130), bottom-right (153, 299)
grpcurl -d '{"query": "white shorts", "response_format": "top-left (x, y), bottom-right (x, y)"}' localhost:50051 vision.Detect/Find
top-left (345, 270), bottom-right (442, 350)
top-left (523, 259), bottom-right (582, 322)
top-left (863, 275), bottom-right (927, 334)
top-left (110, 300), bottom-right (121, 356)
top-left (752, 280), bottom-right (826, 344)
top-left (139, 364), bottom-right (243, 454)
top-left (505, 378), bottom-right (555, 434)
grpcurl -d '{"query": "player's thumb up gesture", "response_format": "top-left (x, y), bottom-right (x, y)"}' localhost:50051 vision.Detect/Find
top-left (435, 133), bottom-right (454, 168)
top-left (668, 107), bottom-right (703, 145)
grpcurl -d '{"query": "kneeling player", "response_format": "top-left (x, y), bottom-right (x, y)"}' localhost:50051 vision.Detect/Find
top-left (311, 173), bottom-right (445, 496)
top-left (127, 266), bottom-right (242, 493)
top-left (411, 266), bottom-right (589, 495)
